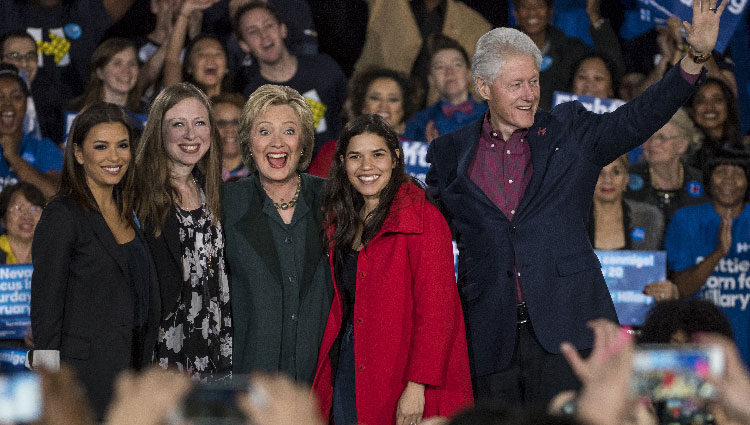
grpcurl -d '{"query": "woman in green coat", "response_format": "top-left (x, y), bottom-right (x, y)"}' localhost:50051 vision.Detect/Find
top-left (223, 84), bottom-right (332, 383)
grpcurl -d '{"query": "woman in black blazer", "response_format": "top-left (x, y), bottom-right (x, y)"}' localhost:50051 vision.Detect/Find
top-left (30, 102), bottom-right (160, 419)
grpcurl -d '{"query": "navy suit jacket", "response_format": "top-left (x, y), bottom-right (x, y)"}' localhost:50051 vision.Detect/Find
top-left (426, 64), bottom-right (702, 377)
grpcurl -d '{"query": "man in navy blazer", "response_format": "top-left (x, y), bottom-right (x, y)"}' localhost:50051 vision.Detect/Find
top-left (426, 1), bottom-right (726, 405)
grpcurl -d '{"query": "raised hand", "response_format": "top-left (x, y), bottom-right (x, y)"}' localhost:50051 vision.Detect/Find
top-left (683, 0), bottom-right (727, 53)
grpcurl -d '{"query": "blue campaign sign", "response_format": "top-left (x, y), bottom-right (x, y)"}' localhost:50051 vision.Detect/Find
top-left (0, 348), bottom-right (29, 371)
top-left (400, 139), bottom-right (430, 185)
top-left (637, 0), bottom-right (747, 53)
top-left (0, 265), bottom-right (33, 339)
top-left (553, 92), bottom-right (627, 113)
top-left (595, 250), bottom-right (666, 326)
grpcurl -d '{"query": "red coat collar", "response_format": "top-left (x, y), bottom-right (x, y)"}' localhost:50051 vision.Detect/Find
top-left (378, 181), bottom-right (425, 236)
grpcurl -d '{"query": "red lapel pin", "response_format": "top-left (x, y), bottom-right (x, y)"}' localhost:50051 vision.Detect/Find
top-left (538, 128), bottom-right (546, 135)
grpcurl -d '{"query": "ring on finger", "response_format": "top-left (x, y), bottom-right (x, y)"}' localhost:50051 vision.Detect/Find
top-left (709, 6), bottom-right (717, 10)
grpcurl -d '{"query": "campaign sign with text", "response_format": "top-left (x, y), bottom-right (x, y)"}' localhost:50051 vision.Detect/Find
top-left (0, 265), bottom-right (32, 339)
top-left (637, 0), bottom-right (747, 53)
top-left (64, 111), bottom-right (148, 144)
top-left (400, 139), bottom-right (430, 185)
top-left (595, 250), bottom-right (666, 326)
top-left (553, 92), bottom-right (627, 113)
top-left (0, 348), bottom-right (29, 371)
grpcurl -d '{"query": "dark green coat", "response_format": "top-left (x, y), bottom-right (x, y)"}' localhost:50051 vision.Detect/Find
top-left (223, 173), bottom-right (332, 383)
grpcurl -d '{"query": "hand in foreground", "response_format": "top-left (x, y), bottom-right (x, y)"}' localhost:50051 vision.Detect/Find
top-left (41, 365), bottom-right (95, 425)
top-left (237, 373), bottom-right (325, 425)
top-left (693, 333), bottom-right (750, 424)
top-left (561, 319), bottom-right (635, 425)
top-left (683, 0), bottom-right (727, 53)
top-left (397, 381), bottom-right (426, 425)
top-left (642, 280), bottom-right (680, 301)
top-left (104, 367), bottom-right (192, 425)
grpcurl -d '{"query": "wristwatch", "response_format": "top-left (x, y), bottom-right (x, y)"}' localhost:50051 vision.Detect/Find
top-left (688, 45), bottom-right (711, 64)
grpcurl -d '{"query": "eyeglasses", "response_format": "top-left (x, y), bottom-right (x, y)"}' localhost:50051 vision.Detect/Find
top-left (3, 51), bottom-right (37, 63)
top-left (7, 205), bottom-right (42, 216)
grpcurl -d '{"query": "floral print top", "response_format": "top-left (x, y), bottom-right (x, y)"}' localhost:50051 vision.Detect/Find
top-left (156, 200), bottom-right (232, 379)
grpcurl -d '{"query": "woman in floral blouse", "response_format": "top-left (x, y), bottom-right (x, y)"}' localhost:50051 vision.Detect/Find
top-left (135, 82), bottom-right (232, 379)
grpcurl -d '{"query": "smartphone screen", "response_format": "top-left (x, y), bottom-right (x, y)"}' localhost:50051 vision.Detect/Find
top-left (0, 372), bottom-right (42, 423)
top-left (171, 377), bottom-right (249, 425)
top-left (632, 344), bottom-right (724, 400)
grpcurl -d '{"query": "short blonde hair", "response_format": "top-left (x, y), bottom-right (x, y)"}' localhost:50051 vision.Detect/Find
top-left (238, 84), bottom-right (314, 172)
top-left (669, 107), bottom-right (703, 154)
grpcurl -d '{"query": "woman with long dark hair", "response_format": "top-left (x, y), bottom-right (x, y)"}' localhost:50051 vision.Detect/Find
top-left (311, 114), bottom-right (472, 425)
top-left (30, 102), bottom-right (160, 419)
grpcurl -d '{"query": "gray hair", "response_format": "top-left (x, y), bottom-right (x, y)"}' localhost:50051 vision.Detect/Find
top-left (471, 27), bottom-right (542, 94)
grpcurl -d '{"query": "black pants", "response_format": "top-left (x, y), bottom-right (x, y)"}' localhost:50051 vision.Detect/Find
top-left (472, 320), bottom-right (590, 408)
top-left (333, 322), bottom-right (357, 425)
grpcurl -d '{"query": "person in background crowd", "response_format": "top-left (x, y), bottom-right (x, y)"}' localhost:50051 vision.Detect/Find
top-left (68, 38), bottom-right (144, 131)
top-left (353, 0), bottom-right (491, 106)
top-left (403, 35), bottom-right (488, 144)
top-left (589, 154), bottom-right (664, 251)
top-left (163, 0), bottom-right (230, 99)
top-left (640, 298), bottom-right (733, 344)
top-left (223, 84), bottom-right (332, 384)
top-left (568, 53), bottom-right (618, 100)
top-left (426, 0), bottom-right (725, 406)
top-left (234, 1), bottom-right (347, 153)
top-left (211, 92), bottom-right (249, 182)
top-left (664, 147), bottom-right (750, 366)
top-left (307, 68), bottom-right (418, 177)
top-left (136, 0), bottom-right (203, 105)
top-left (0, 63), bottom-right (62, 198)
top-left (0, 181), bottom-right (44, 264)
top-left (625, 108), bottom-right (707, 227)
top-left (135, 83), bottom-right (232, 380)
top-left (312, 114), bottom-right (472, 425)
top-left (687, 78), bottom-right (743, 171)
top-left (0, 0), bottom-right (138, 145)
top-left (512, 0), bottom-right (624, 110)
top-left (0, 30), bottom-right (42, 140)
top-left (30, 102), bottom-right (160, 420)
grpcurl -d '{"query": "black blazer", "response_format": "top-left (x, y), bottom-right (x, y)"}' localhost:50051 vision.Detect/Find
top-left (30, 196), bottom-right (160, 419)
top-left (426, 64), bottom-right (702, 377)
top-left (142, 206), bottom-right (183, 318)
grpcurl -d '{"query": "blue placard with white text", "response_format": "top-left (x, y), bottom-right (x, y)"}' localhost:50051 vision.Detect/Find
top-left (0, 348), bottom-right (29, 371)
top-left (637, 0), bottom-right (747, 53)
top-left (553, 92), bottom-right (627, 113)
top-left (400, 139), bottom-right (430, 185)
top-left (0, 265), bottom-right (32, 339)
top-left (595, 250), bottom-right (666, 326)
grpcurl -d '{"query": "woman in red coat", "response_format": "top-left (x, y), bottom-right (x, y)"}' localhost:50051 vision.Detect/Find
top-left (312, 114), bottom-right (473, 425)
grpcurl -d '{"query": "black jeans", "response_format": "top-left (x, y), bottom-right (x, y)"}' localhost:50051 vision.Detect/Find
top-left (333, 322), bottom-right (357, 425)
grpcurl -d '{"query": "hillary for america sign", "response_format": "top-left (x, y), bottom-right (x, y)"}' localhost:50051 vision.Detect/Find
top-left (637, 0), bottom-right (747, 53)
top-left (596, 250), bottom-right (666, 326)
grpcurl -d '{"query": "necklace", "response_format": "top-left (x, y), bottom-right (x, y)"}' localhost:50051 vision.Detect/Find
top-left (273, 174), bottom-right (301, 210)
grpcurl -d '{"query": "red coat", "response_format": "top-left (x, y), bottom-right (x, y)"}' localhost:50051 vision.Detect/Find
top-left (312, 182), bottom-right (473, 425)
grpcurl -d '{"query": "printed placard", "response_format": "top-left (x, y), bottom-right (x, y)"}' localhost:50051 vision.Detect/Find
top-left (595, 250), bottom-right (666, 326)
top-left (0, 265), bottom-right (33, 339)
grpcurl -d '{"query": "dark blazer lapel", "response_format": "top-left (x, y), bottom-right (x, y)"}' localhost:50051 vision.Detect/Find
top-left (86, 211), bottom-right (128, 274)
top-left (234, 181), bottom-right (283, 284)
top-left (162, 207), bottom-right (183, 267)
top-left (516, 117), bottom-right (556, 218)
top-left (299, 177), bottom-right (323, 301)
top-left (454, 120), bottom-right (501, 214)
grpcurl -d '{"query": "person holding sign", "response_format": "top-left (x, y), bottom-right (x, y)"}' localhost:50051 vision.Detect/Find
top-left (426, 0), bottom-right (728, 406)
top-left (30, 102), bottom-right (161, 419)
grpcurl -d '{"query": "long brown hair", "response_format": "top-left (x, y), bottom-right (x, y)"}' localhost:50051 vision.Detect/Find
top-left (322, 114), bottom-right (412, 270)
top-left (134, 83), bottom-right (223, 236)
top-left (70, 38), bottom-right (141, 112)
top-left (58, 102), bottom-right (137, 227)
